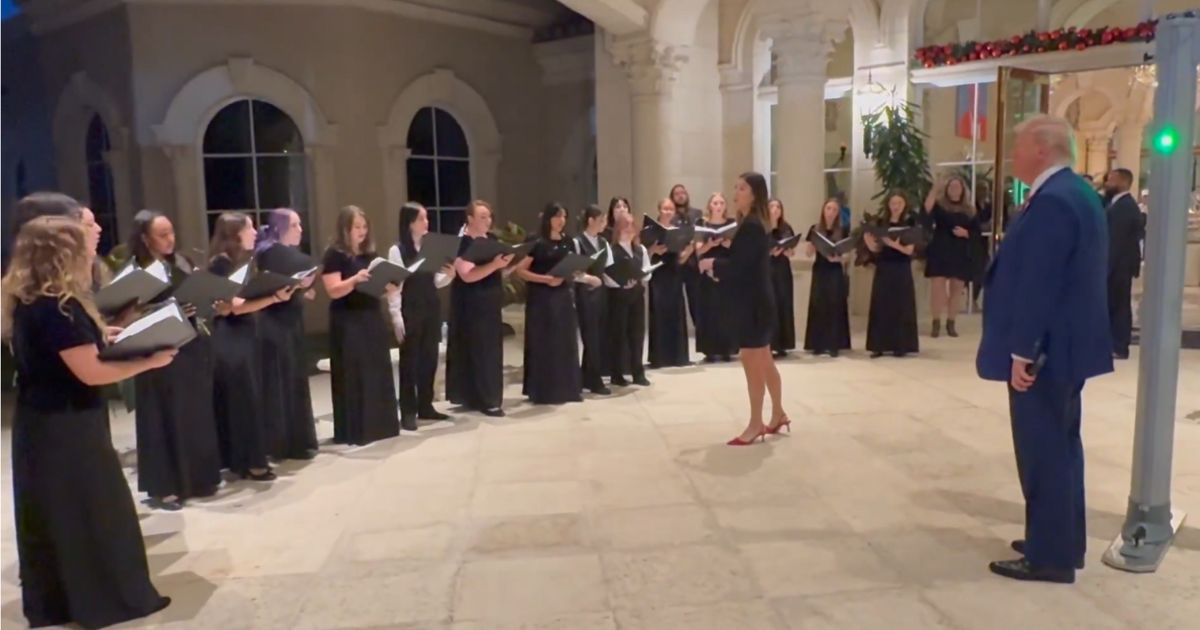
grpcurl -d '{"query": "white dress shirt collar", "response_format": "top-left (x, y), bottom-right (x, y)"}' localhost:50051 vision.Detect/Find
top-left (1028, 164), bottom-right (1070, 199)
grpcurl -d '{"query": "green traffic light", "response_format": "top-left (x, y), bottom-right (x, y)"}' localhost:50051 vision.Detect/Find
top-left (1153, 127), bottom-right (1179, 154)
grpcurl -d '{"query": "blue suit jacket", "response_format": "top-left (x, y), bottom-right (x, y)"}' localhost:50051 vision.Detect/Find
top-left (976, 169), bottom-right (1114, 385)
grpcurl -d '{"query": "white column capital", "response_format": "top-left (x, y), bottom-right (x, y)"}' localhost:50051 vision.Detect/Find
top-left (606, 34), bottom-right (689, 96)
top-left (718, 64), bottom-right (753, 92)
top-left (759, 15), bottom-right (844, 86)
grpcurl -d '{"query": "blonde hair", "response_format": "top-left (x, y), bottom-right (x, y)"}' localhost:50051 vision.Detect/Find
top-left (2, 216), bottom-right (105, 339)
top-left (704, 193), bottom-right (728, 222)
top-left (1015, 114), bottom-right (1077, 164)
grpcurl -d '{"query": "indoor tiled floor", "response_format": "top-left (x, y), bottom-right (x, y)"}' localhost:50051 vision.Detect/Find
top-left (2, 315), bottom-right (1199, 629)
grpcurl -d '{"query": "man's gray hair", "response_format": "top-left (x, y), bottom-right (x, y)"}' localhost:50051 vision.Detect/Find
top-left (1015, 114), bottom-right (1077, 163)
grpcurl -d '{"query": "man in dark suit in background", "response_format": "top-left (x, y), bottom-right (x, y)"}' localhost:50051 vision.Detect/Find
top-left (977, 115), bottom-right (1114, 584)
top-left (1102, 168), bottom-right (1146, 359)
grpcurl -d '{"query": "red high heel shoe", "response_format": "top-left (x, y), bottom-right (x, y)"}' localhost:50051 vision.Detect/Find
top-left (765, 417), bottom-right (792, 435)
top-left (727, 428), bottom-right (767, 446)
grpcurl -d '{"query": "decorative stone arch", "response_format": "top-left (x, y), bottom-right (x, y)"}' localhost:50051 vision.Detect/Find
top-left (1063, 0), bottom-right (1122, 29)
top-left (377, 68), bottom-right (502, 229)
top-left (149, 58), bottom-right (338, 251)
top-left (52, 71), bottom-right (133, 229)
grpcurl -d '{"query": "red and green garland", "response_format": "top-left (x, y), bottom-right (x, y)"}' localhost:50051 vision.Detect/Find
top-left (914, 21), bottom-right (1157, 69)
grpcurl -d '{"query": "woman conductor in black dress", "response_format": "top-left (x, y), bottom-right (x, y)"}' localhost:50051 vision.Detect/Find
top-left (127, 210), bottom-right (222, 511)
top-left (255, 208), bottom-right (320, 461)
top-left (694, 193), bottom-right (737, 363)
top-left (766, 198), bottom-right (797, 357)
top-left (448, 200), bottom-right (513, 417)
top-left (574, 204), bottom-right (613, 395)
top-left (387, 202), bottom-right (457, 429)
top-left (209, 212), bottom-right (292, 481)
top-left (647, 197), bottom-right (694, 368)
top-left (320, 205), bottom-right (400, 445)
top-left (921, 174), bottom-right (978, 337)
top-left (864, 192), bottom-right (920, 358)
top-left (697, 172), bottom-right (790, 446)
top-left (803, 198), bottom-right (852, 356)
top-left (4, 217), bottom-right (173, 628)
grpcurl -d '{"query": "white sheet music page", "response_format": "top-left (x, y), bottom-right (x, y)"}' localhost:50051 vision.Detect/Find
top-left (114, 302), bottom-right (183, 343)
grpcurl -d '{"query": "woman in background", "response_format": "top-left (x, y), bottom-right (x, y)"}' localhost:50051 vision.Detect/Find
top-left (448, 200), bottom-right (513, 417)
top-left (387, 202), bottom-right (456, 429)
top-left (255, 208), bottom-right (319, 461)
top-left (694, 193), bottom-right (737, 363)
top-left (574, 204), bottom-right (612, 395)
top-left (647, 198), bottom-right (694, 368)
top-left (321, 206), bottom-right (400, 445)
top-left (209, 213), bottom-right (292, 481)
top-left (606, 212), bottom-right (651, 387)
top-left (697, 172), bottom-right (788, 446)
top-left (767, 198), bottom-right (797, 358)
top-left (128, 210), bottom-right (222, 510)
top-left (864, 192), bottom-right (920, 358)
top-left (922, 174), bottom-right (978, 338)
top-left (803, 198), bottom-right (851, 357)
top-left (4, 217), bottom-right (175, 629)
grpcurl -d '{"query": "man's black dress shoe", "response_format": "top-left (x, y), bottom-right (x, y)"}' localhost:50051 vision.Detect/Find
top-left (989, 557), bottom-right (1075, 584)
top-left (1113, 351), bottom-right (1129, 360)
top-left (1010, 540), bottom-right (1085, 569)
top-left (418, 408), bottom-right (450, 421)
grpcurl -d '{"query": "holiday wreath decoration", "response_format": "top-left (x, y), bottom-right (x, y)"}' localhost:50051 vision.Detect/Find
top-left (914, 21), bottom-right (1157, 69)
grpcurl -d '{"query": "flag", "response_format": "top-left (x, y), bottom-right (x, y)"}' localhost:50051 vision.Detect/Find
top-left (956, 84), bottom-right (988, 140)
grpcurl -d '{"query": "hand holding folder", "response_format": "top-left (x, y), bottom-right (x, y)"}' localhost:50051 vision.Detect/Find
top-left (354, 258), bottom-right (423, 296)
top-left (99, 301), bottom-right (197, 360)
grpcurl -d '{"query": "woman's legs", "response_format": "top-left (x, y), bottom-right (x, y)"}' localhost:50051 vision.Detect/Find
top-left (947, 279), bottom-right (965, 318)
top-left (734, 347), bottom-right (767, 441)
top-left (761, 348), bottom-right (786, 425)
top-left (930, 276), bottom-right (947, 320)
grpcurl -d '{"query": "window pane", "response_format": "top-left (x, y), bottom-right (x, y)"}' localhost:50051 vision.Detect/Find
top-left (406, 157), bottom-right (437, 207)
top-left (434, 208), bottom-right (465, 235)
top-left (253, 101), bottom-right (304, 154)
top-left (407, 107), bottom-right (435, 156)
top-left (203, 100), bottom-right (252, 154)
top-left (435, 108), bottom-right (469, 158)
top-left (204, 157), bottom-right (255, 210)
top-left (437, 160), bottom-right (470, 207)
top-left (86, 115), bottom-right (110, 162)
top-left (206, 212), bottom-right (224, 239)
top-left (256, 156), bottom-right (308, 209)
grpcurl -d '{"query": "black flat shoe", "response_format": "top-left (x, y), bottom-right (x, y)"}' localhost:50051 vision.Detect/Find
top-left (894, 351), bottom-right (907, 358)
top-left (300, 448), bottom-right (319, 460)
top-left (611, 377), bottom-right (630, 387)
top-left (1010, 540), bottom-right (1085, 569)
top-left (988, 557), bottom-right (1074, 584)
top-left (401, 414), bottom-right (418, 432)
top-left (633, 376), bottom-right (651, 386)
top-left (418, 408), bottom-right (450, 421)
top-left (870, 352), bottom-right (883, 359)
top-left (829, 350), bottom-right (840, 358)
top-left (149, 497), bottom-right (184, 511)
top-left (242, 469), bottom-right (276, 482)
top-left (482, 407), bottom-right (506, 418)
top-left (590, 385), bottom-right (612, 395)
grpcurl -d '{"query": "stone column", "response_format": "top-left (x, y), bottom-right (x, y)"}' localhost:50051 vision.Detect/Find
top-left (1080, 124), bottom-right (1111, 179)
top-left (719, 66), bottom-right (755, 194)
top-left (762, 19), bottom-right (835, 215)
top-left (608, 35), bottom-right (688, 215)
top-left (160, 144), bottom-right (204, 252)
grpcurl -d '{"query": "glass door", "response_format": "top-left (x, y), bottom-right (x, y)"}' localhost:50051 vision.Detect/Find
top-left (993, 67), bottom-right (1052, 246)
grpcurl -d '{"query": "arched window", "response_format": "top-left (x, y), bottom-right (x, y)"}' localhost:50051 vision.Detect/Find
top-left (202, 99), bottom-right (310, 251)
top-left (85, 114), bottom-right (118, 254)
top-left (406, 107), bottom-right (470, 234)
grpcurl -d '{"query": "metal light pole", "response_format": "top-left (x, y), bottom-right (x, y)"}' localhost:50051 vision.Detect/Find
top-left (1102, 10), bottom-right (1197, 573)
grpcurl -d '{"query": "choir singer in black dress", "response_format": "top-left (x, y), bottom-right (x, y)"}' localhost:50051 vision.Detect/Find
top-left (4, 217), bottom-right (173, 629)
top-left (574, 204), bottom-right (613, 395)
top-left (864, 192), bottom-right (920, 358)
top-left (767, 198), bottom-right (797, 357)
top-left (803, 198), bottom-right (851, 357)
top-left (647, 198), bottom-right (694, 368)
top-left (209, 212), bottom-right (291, 481)
top-left (387, 202), bottom-right (457, 429)
top-left (518, 203), bottom-right (594, 404)
top-left (607, 212), bottom-right (652, 387)
top-left (448, 200), bottom-right (513, 417)
top-left (602, 196), bottom-right (632, 243)
top-left (921, 174), bottom-right (978, 337)
top-left (127, 210), bottom-right (222, 511)
top-left (697, 172), bottom-right (790, 446)
top-left (320, 206), bottom-right (400, 445)
top-left (695, 193), bottom-right (737, 363)
top-left (255, 208), bottom-right (320, 461)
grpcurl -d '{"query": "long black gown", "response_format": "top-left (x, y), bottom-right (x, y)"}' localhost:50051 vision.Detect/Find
top-left (695, 220), bottom-right (738, 360)
top-left (648, 248), bottom-right (690, 367)
top-left (447, 235), bottom-right (505, 411)
top-left (866, 215), bottom-right (921, 355)
top-left (804, 224), bottom-right (851, 354)
top-left (11, 297), bottom-right (170, 629)
top-left (574, 233), bottom-right (610, 391)
top-left (209, 255), bottom-right (270, 476)
top-left (523, 237), bottom-right (583, 404)
top-left (255, 243), bottom-right (318, 460)
top-left (921, 203), bottom-right (978, 281)
top-left (769, 222), bottom-right (797, 353)
top-left (389, 242), bottom-right (443, 419)
top-left (323, 247), bottom-right (400, 445)
top-left (135, 257), bottom-right (222, 500)
top-left (607, 242), bottom-right (648, 383)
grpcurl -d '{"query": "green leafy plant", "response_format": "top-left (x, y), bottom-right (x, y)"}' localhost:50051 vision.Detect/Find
top-left (493, 221), bottom-right (528, 307)
top-left (862, 99), bottom-right (933, 202)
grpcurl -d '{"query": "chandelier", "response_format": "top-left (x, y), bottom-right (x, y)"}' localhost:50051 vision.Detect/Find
top-left (1132, 65), bottom-right (1157, 87)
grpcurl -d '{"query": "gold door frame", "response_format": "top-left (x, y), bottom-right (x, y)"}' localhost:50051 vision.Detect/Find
top-left (992, 67), bottom-right (1052, 248)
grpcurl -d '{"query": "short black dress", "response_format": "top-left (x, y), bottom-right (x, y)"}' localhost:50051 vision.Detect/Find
top-left (713, 215), bottom-right (776, 349)
top-left (922, 203), bottom-right (978, 281)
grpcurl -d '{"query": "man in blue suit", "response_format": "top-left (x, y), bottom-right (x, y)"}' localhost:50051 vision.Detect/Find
top-left (977, 115), bottom-right (1114, 584)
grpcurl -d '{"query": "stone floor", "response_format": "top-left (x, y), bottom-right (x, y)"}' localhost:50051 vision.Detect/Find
top-left (2, 315), bottom-right (1200, 629)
